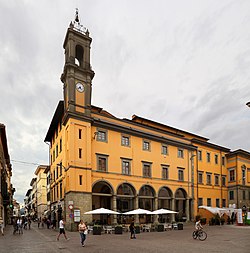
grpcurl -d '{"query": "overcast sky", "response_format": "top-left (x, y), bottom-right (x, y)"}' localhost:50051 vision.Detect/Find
top-left (1, 0), bottom-right (250, 204)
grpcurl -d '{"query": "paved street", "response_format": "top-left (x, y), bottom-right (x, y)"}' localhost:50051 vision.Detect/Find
top-left (0, 223), bottom-right (249, 253)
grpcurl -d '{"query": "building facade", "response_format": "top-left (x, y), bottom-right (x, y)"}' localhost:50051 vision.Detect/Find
top-left (0, 123), bottom-right (14, 225)
top-left (44, 14), bottom-right (250, 230)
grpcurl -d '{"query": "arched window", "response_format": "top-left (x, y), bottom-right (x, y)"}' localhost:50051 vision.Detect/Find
top-left (117, 183), bottom-right (135, 196)
top-left (75, 45), bottom-right (84, 67)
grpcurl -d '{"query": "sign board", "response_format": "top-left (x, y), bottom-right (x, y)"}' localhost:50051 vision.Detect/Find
top-left (68, 201), bottom-right (74, 205)
top-left (68, 204), bottom-right (74, 210)
top-left (247, 212), bottom-right (250, 220)
top-left (237, 209), bottom-right (243, 224)
top-left (69, 213), bottom-right (74, 219)
top-left (74, 209), bottom-right (81, 222)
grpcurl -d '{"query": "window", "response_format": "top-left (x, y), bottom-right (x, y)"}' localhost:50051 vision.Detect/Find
top-left (178, 168), bottom-right (184, 181)
top-left (59, 163), bottom-right (62, 176)
top-left (162, 145), bottom-right (168, 155)
top-left (178, 149), bottom-right (184, 158)
top-left (216, 198), bottom-right (220, 208)
top-left (143, 140), bottom-right (150, 151)
top-left (242, 168), bottom-right (246, 185)
top-left (79, 148), bottom-right (82, 159)
top-left (206, 173), bottom-right (212, 185)
top-left (79, 129), bottom-right (82, 139)
top-left (222, 199), bottom-right (226, 207)
top-left (162, 166), bottom-right (169, 179)
top-left (198, 150), bottom-right (202, 161)
top-left (243, 190), bottom-right (246, 200)
top-left (79, 175), bottom-right (82, 185)
top-left (97, 154), bottom-right (108, 172)
top-left (59, 138), bottom-right (62, 153)
top-left (249, 191), bottom-right (250, 200)
top-left (229, 170), bottom-right (235, 181)
top-left (121, 135), bottom-right (130, 147)
top-left (56, 166), bottom-right (59, 179)
top-left (215, 175), bottom-right (219, 186)
top-left (229, 191), bottom-right (234, 200)
top-left (222, 176), bottom-right (226, 186)
top-left (222, 156), bottom-right (225, 166)
top-left (207, 198), bottom-right (211, 206)
top-left (59, 183), bottom-right (62, 199)
top-left (198, 172), bottom-right (203, 184)
top-left (215, 154), bottom-right (218, 164)
top-left (56, 145), bottom-right (58, 158)
top-left (198, 198), bottom-right (203, 206)
top-left (206, 152), bottom-right (211, 163)
top-left (122, 160), bottom-right (131, 175)
top-left (97, 129), bottom-right (107, 142)
top-left (143, 163), bottom-right (151, 178)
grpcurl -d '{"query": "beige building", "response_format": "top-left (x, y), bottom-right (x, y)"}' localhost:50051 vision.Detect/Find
top-left (35, 165), bottom-right (48, 219)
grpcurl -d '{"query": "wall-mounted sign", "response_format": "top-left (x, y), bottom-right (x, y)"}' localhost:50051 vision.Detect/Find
top-left (74, 209), bottom-right (81, 222)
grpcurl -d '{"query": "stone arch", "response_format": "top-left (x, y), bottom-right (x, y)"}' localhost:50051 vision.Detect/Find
top-left (75, 44), bottom-right (84, 66)
top-left (116, 183), bottom-right (136, 221)
top-left (91, 180), bottom-right (114, 224)
top-left (174, 188), bottom-right (188, 219)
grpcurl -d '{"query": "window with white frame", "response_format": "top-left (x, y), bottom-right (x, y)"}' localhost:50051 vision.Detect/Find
top-left (143, 140), bottom-right (151, 151)
top-left (161, 145), bottom-right (168, 155)
top-left (122, 159), bottom-right (131, 175)
top-left (97, 129), bottom-right (107, 142)
top-left (177, 148), bottom-right (184, 158)
top-left (121, 135), bottom-right (130, 147)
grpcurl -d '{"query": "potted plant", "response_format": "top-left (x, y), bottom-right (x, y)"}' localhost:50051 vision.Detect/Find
top-left (156, 223), bottom-right (164, 232)
top-left (93, 225), bottom-right (102, 235)
top-left (114, 225), bottom-right (123, 234)
top-left (135, 224), bottom-right (141, 234)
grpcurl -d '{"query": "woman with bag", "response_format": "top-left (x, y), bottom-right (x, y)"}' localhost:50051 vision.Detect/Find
top-left (78, 220), bottom-right (87, 247)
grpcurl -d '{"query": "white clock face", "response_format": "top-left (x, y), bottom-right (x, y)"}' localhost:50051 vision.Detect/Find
top-left (76, 82), bottom-right (84, 93)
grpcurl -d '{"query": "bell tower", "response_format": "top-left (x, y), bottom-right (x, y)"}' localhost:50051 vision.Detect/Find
top-left (61, 9), bottom-right (95, 116)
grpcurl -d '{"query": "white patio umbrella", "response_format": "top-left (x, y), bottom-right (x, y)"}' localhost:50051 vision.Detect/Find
top-left (151, 208), bottom-right (178, 215)
top-left (198, 206), bottom-right (227, 218)
top-left (123, 208), bottom-right (152, 215)
top-left (84, 207), bottom-right (120, 215)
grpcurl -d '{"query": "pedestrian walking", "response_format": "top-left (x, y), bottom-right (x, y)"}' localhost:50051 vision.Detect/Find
top-left (78, 220), bottom-right (87, 247)
top-left (129, 221), bottom-right (136, 239)
top-left (38, 217), bottom-right (41, 228)
top-left (57, 218), bottom-right (69, 241)
top-left (28, 217), bottom-right (31, 229)
top-left (0, 217), bottom-right (4, 236)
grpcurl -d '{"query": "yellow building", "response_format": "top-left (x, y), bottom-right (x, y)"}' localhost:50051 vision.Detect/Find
top-left (45, 13), bottom-right (250, 229)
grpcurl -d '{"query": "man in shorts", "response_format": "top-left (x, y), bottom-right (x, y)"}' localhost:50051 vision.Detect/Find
top-left (57, 218), bottom-right (69, 241)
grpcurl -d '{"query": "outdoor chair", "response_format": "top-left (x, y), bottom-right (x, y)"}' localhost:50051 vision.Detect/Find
top-left (87, 225), bottom-right (93, 233)
top-left (142, 224), bottom-right (151, 232)
top-left (164, 223), bottom-right (172, 231)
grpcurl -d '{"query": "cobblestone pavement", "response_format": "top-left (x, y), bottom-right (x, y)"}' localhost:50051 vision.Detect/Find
top-left (0, 223), bottom-right (250, 253)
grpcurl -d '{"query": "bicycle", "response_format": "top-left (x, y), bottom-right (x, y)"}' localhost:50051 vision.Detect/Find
top-left (192, 229), bottom-right (207, 241)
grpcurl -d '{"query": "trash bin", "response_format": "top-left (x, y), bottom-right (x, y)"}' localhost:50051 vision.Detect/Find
top-left (177, 223), bottom-right (183, 230)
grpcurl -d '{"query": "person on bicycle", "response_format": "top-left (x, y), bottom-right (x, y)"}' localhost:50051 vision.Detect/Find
top-left (195, 218), bottom-right (203, 235)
